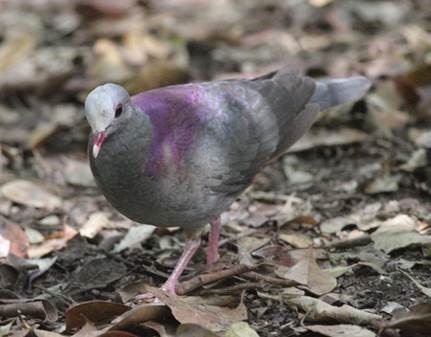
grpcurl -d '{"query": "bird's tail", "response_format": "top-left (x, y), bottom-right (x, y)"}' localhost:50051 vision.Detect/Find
top-left (311, 76), bottom-right (371, 110)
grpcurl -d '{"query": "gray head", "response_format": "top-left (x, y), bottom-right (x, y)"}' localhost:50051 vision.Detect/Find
top-left (84, 83), bottom-right (132, 158)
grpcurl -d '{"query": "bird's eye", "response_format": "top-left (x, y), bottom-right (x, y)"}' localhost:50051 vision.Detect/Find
top-left (115, 103), bottom-right (123, 118)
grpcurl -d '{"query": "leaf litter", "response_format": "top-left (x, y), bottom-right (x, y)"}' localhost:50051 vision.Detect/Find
top-left (1, 0), bottom-right (431, 336)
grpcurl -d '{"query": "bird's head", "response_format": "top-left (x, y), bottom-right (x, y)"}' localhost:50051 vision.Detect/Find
top-left (84, 83), bottom-right (132, 158)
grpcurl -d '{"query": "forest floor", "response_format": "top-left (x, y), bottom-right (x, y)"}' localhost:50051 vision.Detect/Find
top-left (1, 1), bottom-right (431, 336)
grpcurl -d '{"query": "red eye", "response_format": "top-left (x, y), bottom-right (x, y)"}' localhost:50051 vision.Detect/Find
top-left (115, 104), bottom-right (123, 118)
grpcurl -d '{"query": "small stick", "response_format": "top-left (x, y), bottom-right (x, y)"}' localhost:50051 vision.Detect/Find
top-left (200, 282), bottom-right (264, 295)
top-left (325, 234), bottom-right (371, 250)
top-left (177, 264), bottom-right (255, 295)
top-left (242, 271), bottom-right (297, 287)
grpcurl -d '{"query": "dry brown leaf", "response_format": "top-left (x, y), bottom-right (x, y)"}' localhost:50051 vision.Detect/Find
top-left (275, 249), bottom-right (337, 295)
top-left (110, 304), bottom-right (171, 331)
top-left (306, 324), bottom-right (376, 337)
top-left (289, 127), bottom-right (368, 152)
top-left (279, 232), bottom-right (313, 248)
top-left (31, 329), bottom-right (64, 337)
top-left (371, 214), bottom-right (431, 253)
top-left (224, 322), bottom-right (259, 337)
top-left (27, 224), bottom-right (77, 258)
top-left (285, 296), bottom-right (382, 325)
top-left (0, 216), bottom-right (28, 257)
top-left (176, 323), bottom-right (219, 337)
top-left (320, 202), bottom-right (382, 234)
top-left (1, 180), bottom-right (62, 209)
top-left (0, 299), bottom-right (58, 321)
top-left (65, 300), bottom-right (129, 331)
top-left (152, 288), bottom-right (248, 333)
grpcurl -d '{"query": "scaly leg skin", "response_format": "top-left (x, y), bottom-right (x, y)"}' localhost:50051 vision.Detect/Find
top-left (207, 217), bottom-right (221, 265)
top-left (160, 238), bottom-right (201, 295)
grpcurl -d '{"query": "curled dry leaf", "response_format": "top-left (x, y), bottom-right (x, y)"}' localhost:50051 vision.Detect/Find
top-left (151, 288), bottom-right (248, 333)
top-left (1, 180), bottom-right (62, 209)
top-left (275, 249), bottom-right (337, 295)
top-left (110, 304), bottom-right (171, 331)
top-left (285, 295), bottom-right (382, 326)
top-left (65, 300), bottom-right (129, 331)
top-left (305, 324), bottom-right (376, 337)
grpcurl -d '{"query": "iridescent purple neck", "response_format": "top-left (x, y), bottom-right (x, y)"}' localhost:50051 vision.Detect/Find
top-left (132, 85), bottom-right (206, 178)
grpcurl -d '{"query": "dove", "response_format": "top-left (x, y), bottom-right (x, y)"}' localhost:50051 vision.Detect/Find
top-left (84, 68), bottom-right (371, 295)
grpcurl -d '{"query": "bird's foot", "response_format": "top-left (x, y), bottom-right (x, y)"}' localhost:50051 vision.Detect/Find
top-left (160, 280), bottom-right (178, 295)
top-left (206, 249), bottom-right (219, 265)
top-left (207, 217), bottom-right (221, 265)
top-left (133, 283), bottom-right (176, 303)
top-left (134, 291), bottom-right (157, 302)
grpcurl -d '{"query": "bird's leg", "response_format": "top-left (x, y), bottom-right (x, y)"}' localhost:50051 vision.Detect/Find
top-left (207, 217), bottom-right (221, 265)
top-left (161, 238), bottom-right (201, 295)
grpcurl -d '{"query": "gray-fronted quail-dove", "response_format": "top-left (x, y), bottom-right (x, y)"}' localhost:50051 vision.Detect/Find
top-left (84, 68), bottom-right (371, 295)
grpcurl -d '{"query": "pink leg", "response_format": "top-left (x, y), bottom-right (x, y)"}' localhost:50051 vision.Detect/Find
top-left (207, 217), bottom-right (221, 265)
top-left (161, 239), bottom-right (201, 295)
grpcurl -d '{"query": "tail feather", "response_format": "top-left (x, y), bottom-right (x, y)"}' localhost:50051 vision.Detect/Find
top-left (311, 76), bottom-right (371, 110)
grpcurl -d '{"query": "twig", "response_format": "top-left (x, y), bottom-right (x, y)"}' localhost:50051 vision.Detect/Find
top-left (325, 234), bottom-right (371, 250)
top-left (200, 282), bottom-right (264, 295)
top-left (177, 264), bottom-right (255, 295)
top-left (242, 271), bottom-right (297, 287)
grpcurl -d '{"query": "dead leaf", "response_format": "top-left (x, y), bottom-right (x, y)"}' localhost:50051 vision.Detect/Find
top-left (224, 322), bottom-right (259, 337)
top-left (279, 232), bottom-right (313, 248)
top-left (0, 299), bottom-right (58, 321)
top-left (1, 180), bottom-right (61, 209)
top-left (382, 303), bottom-right (431, 336)
top-left (80, 212), bottom-right (110, 239)
top-left (110, 304), bottom-right (171, 331)
top-left (65, 159), bottom-right (96, 187)
top-left (25, 227), bottom-right (44, 244)
top-left (371, 214), bottom-right (431, 253)
top-left (66, 301), bottom-right (129, 331)
top-left (275, 249), bottom-right (337, 295)
top-left (289, 127), bottom-right (368, 152)
top-left (285, 296), bottom-right (382, 325)
top-left (27, 224), bottom-right (77, 258)
top-left (31, 328), bottom-right (64, 337)
top-left (306, 324), bottom-right (376, 337)
top-left (400, 149), bottom-right (427, 172)
top-left (399, 270), bottom-right (431, 297)
top-left (176, 324), bottom-right (219, 337)
top-left (320, 203), bottom-right (382, 233)
top-left (0, 216), bottom-right (28, 257)
top-left (381, 302), bottom-right (404, 314)
top-left (364, 175), bottom-right (400, 194)
top-left (113, 225), bottom-right (156, 252)
top-left (152, 288), bottom-right (248, 333)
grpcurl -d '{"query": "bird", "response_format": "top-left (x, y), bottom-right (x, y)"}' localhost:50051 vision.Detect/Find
top-left (84, 67), bottom-right (371, 295)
